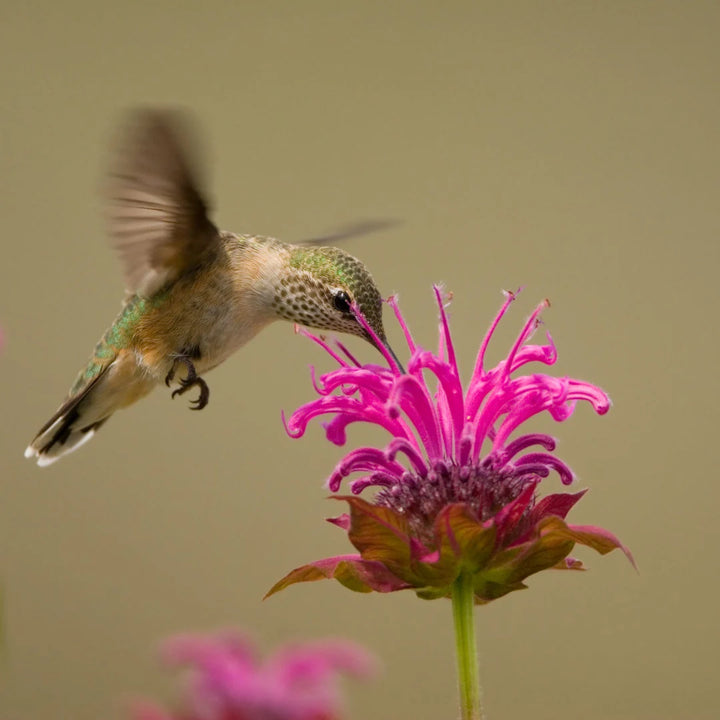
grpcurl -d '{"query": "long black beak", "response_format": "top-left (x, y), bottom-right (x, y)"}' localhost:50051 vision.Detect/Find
top-left (381, 339), bottom-right (405, 374)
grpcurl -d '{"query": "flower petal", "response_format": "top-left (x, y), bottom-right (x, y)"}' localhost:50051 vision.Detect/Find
top-left (386, 374), bottom-right (444, 459)
top-left (327, 446), bottom-right (405, 491)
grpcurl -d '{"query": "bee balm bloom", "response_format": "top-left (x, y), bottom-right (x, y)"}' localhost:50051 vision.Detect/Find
top-left (130, 630), bottom-right (375, 720)
top-left (270, 287), bottom-right (631, 602)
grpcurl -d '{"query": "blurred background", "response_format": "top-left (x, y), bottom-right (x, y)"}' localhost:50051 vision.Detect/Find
top-left (1, 2), bottom-right (718, 718)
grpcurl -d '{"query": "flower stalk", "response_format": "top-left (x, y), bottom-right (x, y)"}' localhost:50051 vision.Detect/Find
top-left (452, 570), bottom-right (484, 720)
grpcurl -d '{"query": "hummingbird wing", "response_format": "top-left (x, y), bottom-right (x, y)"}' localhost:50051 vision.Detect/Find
top-left (105, 109), bottom-right (220, 297)
top-left (299, 218), bottom-right (401, 246)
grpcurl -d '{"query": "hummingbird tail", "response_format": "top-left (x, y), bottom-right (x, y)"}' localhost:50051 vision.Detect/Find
top-left (25, 365), bottom-right (113, 466)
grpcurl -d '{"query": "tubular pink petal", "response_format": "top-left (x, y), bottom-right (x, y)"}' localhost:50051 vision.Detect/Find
top-left (491, 377), bottom-right (581, 450)
top-left (327, 447), bottom-right (405, 491)
top-left (567, 378), bottom-right (611, 414)
top-left (458, 424), bottom-right (474, 466)
top-left (324, 416), bottom-right (350, 446)
top-left (321, 408), bottom-right (411, 447)
top-left (334, 340), bottom-right (362, 367)
top-left (540, 331), bottom-right (557, 364)
top-left (327, 470), bottom-right (346, 491)
top-left (338, 448), bottom-right (405, 478)
top-left (433, 285), bottom-right (459, 374)
top-left (349, 474), bottom-right (394, 493)
top-left (386, 375), bottom-right (444, 459)
top-left (387, 294), bottom-right (416, 354)
top-left (435, 394), bottom-right (454, 459)
top-left (548, 400), bottom-right (577, 423)
top-left (463, 369), bottom-right (503, 424)
top-left (471, 289), bottom-right (518, 379)
top-left (351, 301), bottom-right (403, 374)
top-left (507, 463), bottom-right (551, 479)
top-left (297, 395), bottom-right (405, 434)
top-left (385, 437), bottom-right (428, 476)
top-left (499, 433), bottom-right (557, 463)
top-left (295, 325), bottom-right (350, 367)
top-left (309, 365), bottom-right (331, 396)
top-left (314, 367), bottom-right (392, 401)
top-left (514, 452), bottom-right (575, 485)
top-left (282, 409), bottom-right (307, 439)
top-left (509, 337), bottom-right (558, 372)
top-left (412, 351), bottom-right (465, 449)
top-left (501, 301), bottom-right (549, 384)
top-left (470, 385), bottom-right (523, 461)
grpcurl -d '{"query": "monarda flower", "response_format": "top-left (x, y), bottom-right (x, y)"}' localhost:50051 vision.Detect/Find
top-left (269, 287), bottom-right (631, 604)
top-left (130, 630), bottom-right (375, 720)
top-left (268, 287), bottom-right (632, 720)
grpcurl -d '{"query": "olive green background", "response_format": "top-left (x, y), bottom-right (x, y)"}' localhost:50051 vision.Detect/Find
top-left (1, 2), bottom-right (717, 718)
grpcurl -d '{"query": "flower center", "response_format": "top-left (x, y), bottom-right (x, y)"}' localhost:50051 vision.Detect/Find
top-left (375, 463), bottom-right (535, 544)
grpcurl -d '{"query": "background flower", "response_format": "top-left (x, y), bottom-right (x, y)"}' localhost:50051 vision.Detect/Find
top-left (129, 630), bottom-right (376, 720)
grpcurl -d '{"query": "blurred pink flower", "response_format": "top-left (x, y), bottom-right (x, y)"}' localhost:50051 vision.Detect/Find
top-left (131, 630), bottom-right (375, 720)
top-left (269, 287), bottom-right (632, 603)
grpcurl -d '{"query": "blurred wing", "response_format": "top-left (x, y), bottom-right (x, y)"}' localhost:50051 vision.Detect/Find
top-left (300, 218), bottom-right (401, 246)
top-left (105, 109), bottom-right (219, 296)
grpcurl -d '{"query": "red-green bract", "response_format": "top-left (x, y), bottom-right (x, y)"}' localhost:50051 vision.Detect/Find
top-left (269, 287), bottom-right (632, 602)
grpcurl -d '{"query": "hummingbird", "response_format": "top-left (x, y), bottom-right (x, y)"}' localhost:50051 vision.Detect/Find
top-left (25, 110), bottom-right (401, 466)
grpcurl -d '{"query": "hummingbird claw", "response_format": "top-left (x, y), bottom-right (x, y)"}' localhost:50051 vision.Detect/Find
top-left (188, 378), bottom-right (210, 410)
top-left (167, 357), bottom-right (210, 410)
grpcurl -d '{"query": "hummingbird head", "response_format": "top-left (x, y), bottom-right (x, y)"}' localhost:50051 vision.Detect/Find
top-left (273, 246), bottom-right (401, 367)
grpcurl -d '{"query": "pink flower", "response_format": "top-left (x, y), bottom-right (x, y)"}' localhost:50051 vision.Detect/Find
top-left (130, 631), bottom-right (375, 720)
top-left (269, 287), bottom-right (632, 603)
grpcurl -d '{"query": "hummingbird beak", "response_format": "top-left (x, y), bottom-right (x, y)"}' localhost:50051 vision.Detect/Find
top-left (378, 337), bottom-right (406, 375)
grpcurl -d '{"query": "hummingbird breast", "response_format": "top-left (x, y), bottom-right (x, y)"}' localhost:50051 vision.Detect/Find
top-left (132, 234), bottom-right (283, 379)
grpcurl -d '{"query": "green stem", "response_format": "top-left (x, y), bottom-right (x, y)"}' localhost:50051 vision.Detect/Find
top-left (452, 570), bottom-right (484, 720)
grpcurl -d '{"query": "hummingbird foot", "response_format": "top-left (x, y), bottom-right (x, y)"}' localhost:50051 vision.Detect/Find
top-left (166, 357), bottom-right (210, 410)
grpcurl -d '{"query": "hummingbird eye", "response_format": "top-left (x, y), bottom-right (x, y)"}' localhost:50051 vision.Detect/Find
top-left (332, 290), bottom-right (353, 315)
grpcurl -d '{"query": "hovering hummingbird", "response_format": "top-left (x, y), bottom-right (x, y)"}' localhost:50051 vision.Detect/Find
top-left (26, 110), bottom-right (400, 466)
